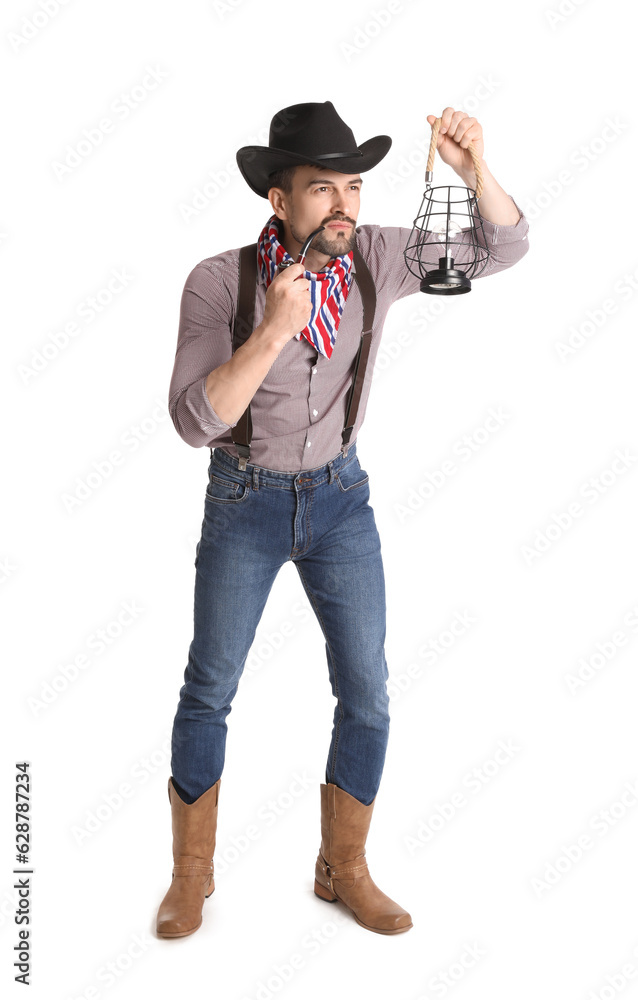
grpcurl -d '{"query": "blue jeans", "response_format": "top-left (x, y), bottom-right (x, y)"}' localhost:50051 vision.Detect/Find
top-left (170, 441), bottom-right (391, 806)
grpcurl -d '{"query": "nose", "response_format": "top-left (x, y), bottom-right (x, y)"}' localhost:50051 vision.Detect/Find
top-left (330, 192), bottom-right (355, 221)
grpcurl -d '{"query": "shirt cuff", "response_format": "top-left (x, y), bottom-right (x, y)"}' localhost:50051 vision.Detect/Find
top-left (479, 195), bottom-right (529, 244)
top-left (198, 376), bottom-right (238, 429)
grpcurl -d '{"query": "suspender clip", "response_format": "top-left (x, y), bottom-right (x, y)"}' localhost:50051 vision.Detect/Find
top-left (235, 443), bottom-right (250, 471)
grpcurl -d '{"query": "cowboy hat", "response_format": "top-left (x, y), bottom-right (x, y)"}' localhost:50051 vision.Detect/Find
top-left (236, 101), bottom-right (392, 199)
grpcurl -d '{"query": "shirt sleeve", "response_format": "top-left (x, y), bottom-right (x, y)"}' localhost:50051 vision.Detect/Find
top-left (168, 261), bottom-right (239, 449)
top-left (381, 194), bottom-right (530, 302)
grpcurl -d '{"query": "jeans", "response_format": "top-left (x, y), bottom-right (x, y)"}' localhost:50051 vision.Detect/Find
top-left (170, 440), bottom-right (391, 806)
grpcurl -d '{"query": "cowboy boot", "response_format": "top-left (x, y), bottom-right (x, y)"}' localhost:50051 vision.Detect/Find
top-left (314, 782), bottom-right (413, 935)
top-left (156, 776), bottom-right (221, 938)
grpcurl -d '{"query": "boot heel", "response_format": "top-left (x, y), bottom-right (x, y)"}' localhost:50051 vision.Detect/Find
top-left (314, 879), bottom-right (337, 902)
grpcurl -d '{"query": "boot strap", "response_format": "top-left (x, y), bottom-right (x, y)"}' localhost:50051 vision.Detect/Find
top-left (319, 853), bottom-right (369, 886)
top-left (172, 858), bottom-right (214, 877)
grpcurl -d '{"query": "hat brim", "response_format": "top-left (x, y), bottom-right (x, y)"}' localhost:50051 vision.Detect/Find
top-left (236, 135), bottom-right (392, 199)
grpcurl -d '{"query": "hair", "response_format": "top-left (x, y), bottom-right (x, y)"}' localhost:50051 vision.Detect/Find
top-left (266, 164), bottom-right (299, 197)
top-left (267, 162), bottom-right (329, 198)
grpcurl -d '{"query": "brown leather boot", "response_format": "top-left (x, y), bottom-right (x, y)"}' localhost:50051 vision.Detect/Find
top-left (314, 782), bottom-right (413, 935)
top-left (156, 776), bottom-right (221, 938)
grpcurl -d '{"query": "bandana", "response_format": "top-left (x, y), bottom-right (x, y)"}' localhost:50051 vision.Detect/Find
top-left (257, 214), bottom-right (354, 360)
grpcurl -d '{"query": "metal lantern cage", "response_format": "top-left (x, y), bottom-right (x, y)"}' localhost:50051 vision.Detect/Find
top-left (403, 117), bottom-right (492, 294)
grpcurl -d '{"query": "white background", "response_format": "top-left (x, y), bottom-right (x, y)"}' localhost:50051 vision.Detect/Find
top-left (3, 1), bottom-right (637, 997)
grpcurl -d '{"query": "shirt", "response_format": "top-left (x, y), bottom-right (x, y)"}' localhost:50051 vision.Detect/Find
top-left (168, 197), bottom-right (530, 472)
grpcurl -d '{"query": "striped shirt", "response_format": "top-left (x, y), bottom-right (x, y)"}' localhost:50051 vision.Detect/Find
top-left (168, 198), bottom-right (529, 472)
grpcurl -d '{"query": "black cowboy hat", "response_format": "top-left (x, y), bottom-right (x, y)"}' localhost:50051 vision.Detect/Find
top-left (236, 101), bottom-right (392, 199)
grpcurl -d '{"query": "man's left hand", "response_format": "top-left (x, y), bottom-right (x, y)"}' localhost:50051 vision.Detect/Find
top-left (426, 108), bottom-right (485, 178)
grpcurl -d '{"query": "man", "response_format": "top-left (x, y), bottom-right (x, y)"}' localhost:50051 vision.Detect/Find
top-left (156, 101), bottom-right (529, 939)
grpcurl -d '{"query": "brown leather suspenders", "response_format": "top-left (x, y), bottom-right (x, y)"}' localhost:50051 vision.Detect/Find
top-left (226, 242), bottom-right (376, 471)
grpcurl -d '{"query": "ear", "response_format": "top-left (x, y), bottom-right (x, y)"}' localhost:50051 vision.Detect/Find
top-left (268, 187), bottom-right (282, 215)
top-left (267, 189), bottom-right (286, 220)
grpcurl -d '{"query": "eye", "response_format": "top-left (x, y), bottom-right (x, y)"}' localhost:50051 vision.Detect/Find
top-left (313, 185), bottom-right (360, 193)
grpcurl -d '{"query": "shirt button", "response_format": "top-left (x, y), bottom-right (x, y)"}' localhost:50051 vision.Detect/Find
top-left (312, 409), bottom-right (318, 416)
top-left (312, 366), bottom-right (317, 374)
top-left (307, 442), bottom-right (311, 447)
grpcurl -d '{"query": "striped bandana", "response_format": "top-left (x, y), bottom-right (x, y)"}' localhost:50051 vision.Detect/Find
top-left (257, 214), bottom-right (354, 360)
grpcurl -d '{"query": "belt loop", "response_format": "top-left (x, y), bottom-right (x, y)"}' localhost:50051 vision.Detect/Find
top-left (252, 466), bottom-right (259, 490)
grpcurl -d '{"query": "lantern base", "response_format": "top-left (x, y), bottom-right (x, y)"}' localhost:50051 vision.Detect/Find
top-left (420, 265), bottom-right (471, 295)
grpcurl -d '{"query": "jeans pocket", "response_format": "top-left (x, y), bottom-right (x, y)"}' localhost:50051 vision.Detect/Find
top-left (335, 456), bottom-right (370, 493)
top-left (206, 463), bottom-right (250, 504)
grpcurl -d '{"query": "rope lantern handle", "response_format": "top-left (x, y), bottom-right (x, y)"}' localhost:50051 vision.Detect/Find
top-left (426, 117), bottom-right (484, 199)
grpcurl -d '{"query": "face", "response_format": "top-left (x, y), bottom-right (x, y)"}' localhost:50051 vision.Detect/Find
top-left (269, 164), bottom-right (362, 261)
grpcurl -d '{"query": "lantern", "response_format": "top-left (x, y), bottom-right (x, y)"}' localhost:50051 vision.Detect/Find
top-left (403, 117), bottom-right (491, 294)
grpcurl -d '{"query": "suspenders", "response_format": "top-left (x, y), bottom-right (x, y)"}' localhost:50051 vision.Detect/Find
top-left (226, 242), bottom-right (377, 472)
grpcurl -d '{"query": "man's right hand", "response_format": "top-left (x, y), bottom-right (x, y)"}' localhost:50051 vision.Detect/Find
top-left (261, 262), bottom-right (313, 344)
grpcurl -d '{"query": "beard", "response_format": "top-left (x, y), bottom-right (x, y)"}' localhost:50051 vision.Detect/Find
top-left (288, 217), bottom-right (356, 261)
